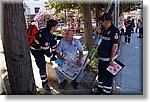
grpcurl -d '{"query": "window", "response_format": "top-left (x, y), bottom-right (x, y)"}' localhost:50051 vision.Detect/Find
top-left (44, 2), bottom-right (48, 9)
top-left (44, 2), bottom-right (48, 5)
top-left (34, 7), bottom-right (40, 13)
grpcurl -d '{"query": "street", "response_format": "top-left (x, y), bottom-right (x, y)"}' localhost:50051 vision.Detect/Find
top-left (118, 32), bottom-right (143, 95)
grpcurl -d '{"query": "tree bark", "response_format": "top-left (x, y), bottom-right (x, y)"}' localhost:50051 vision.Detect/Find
top-left (82, 3), bottom-right (93, 50)
top-left (2, 2), bottom-right (36, 94)
top-left (95, 3), bottom-right (103, 21)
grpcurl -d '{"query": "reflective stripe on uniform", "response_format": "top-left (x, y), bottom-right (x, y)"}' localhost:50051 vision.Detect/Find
top-left (52, 44), bottom-right (57, 49)
top-left (97, 81), bottom-right (103, 88)
top-left (98, 81), bottom-right (103, 84)
top-left (30, 46), bottom-right (50, 50)
top-left (50, 54), bottom-right (53, 59)
top-left (103, 86), bottom-right (112, 90)
top-left (40, 74), bottom-right (47, 78)
top-left (99, 55), bottom-right (118, 61)
top-left (103, 89), bottom-right (111, 94)
top-left (42, 77), bottom-right (48, 83)
top-left (99, 57), bottom-right (110, 61)
top-left (40, 46), bottom-right (50, 50)
top-left (40, 74), bottom-right (48, 83)
top-left (101, 36), bottom-right (111, 41)
top-left (30, 46), bottom-right (41, 50)
top-left (98, 84), bottom-right (103, 89)
top-left (103, 85), bottom-right (112, 94)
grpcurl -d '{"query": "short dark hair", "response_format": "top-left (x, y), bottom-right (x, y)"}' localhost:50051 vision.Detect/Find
top-left (46, 19), bottom-right (58, 30)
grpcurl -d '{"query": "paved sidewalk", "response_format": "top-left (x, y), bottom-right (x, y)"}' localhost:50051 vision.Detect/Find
top-left (118, 33), bottom-right (143, 95)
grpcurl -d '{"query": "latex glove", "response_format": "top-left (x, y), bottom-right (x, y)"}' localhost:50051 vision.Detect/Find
top-left (51, 59), bottom-right (63, 68)
top-left (55, 59), bottom-right (63, 65)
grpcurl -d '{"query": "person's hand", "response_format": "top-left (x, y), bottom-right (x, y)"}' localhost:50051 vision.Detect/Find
top-left (50, 58), bottom-right (63, 68)
top-left (96, 27), bottom-right (101, 34)
top-left (109, 59), bottom-right (115, 66)
top-left (77, 60), bottom-right (82, 67)
top-left (55, 59), bottom-right (63, 65)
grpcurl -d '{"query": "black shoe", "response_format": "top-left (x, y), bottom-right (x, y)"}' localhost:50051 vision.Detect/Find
top-left (103, 91), bottom-right (113, 95)
top-left (137, 36), bottom-right (140, 38)
top-left (91, 87), bottom-right (103, 95)
top-left (43, 83), bottom-right (51, 91)
top-left (137, 36), bottom-right (142, 38)
top-left (72, 80), bottom-right (78, 89)
top-left (58, 79), bottom-right (67, 89)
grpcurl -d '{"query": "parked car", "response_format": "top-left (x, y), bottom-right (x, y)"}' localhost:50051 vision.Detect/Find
top-left (56, 22), bottom-right (66, 33)
top-left (79, 20), bottom-right (97, 32)
top-left (39, 24), bottom-right (46, 29)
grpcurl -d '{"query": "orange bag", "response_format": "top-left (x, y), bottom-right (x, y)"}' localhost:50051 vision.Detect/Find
top-left (27, 25), bottom-right (39, 45)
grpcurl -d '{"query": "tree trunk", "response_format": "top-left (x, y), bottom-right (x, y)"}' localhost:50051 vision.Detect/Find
top-left (95, 3), bottom-right (103, 21)
top-left (82, 3), bottom-right (93, 50)
top-left (2, 2), bottom-right (36, 94)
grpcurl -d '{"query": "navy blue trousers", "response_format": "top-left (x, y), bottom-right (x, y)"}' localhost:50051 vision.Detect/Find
top-left (98, 60), bottom-right (114, 94)
top-left (31, 49), bottom-right (48, 86)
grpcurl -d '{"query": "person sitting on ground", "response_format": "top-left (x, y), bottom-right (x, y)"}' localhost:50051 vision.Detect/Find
top-left (55, 29), bottom-right (84, 89)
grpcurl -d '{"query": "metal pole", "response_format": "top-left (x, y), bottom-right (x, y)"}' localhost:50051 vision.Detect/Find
top-left (114, 0), bottom-right (117, 26)
top-left (106, 0), bottom-right (114, 13)
top-left (114, 0), bottom-right (120, 28)
top-left (117, 0), bottom-right (120, 28)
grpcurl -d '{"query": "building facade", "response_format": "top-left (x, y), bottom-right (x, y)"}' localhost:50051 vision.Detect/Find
top-left (23, 0), bottom-right (48, 27)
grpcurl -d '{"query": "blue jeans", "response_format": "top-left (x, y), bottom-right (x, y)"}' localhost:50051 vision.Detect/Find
top-left (55, 67), bottom-right (84, 84)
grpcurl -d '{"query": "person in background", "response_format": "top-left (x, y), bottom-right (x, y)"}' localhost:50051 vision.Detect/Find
top-left (124, 16), bottom-right (132, 44)
top-left (131, 19), bottom-right (135, 33)
top-left (136, 19), bottom-right (143, 38)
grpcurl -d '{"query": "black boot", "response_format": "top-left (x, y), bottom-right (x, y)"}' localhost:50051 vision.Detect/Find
top-left (73, 80), bottom-right (78, 89)
top-left (43, 83), bottom-right (51, 91)
top-left (58, 79), bottom-right (67, 89)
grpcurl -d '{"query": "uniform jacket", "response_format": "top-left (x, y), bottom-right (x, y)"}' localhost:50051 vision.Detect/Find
top-left (30, 28), bottom-right (57, 58)
top-left (98, 24), bottom-right (119, 58)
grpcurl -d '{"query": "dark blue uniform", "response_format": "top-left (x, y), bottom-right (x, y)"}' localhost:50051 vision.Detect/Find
top-left (30, 28), bottom-right (57, 86)
top-left (97, 24), bottom-right (119, 94)
top-left (125, 19), bottom-right (132, 43)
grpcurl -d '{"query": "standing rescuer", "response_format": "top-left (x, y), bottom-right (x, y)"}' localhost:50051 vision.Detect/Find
top-left (30, 19), bottom-right (58, 91)
top-left (92, 13), bottom-right (119, 95)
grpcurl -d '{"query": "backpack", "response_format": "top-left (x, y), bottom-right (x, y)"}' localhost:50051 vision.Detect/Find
top-left (27, 25), bottom-right (39, 45)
